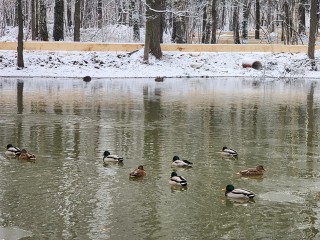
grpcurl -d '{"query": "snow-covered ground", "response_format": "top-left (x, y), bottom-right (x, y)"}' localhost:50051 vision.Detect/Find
top-left (0, 26), bottom-right (319, 80)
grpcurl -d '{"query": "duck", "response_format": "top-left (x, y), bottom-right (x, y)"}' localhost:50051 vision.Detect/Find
top-left (225, 184), bottom-right (255, 199)
top-left (19, 149), bottom-right (36, 161)
top-left (171, 155), bottom-right (193, 167)
top-left (103, 150), bottom-right (124, 164)
top-left (222, 146), bottom-right (238, 157)
top-left (169, 171), bottom-right (187, 186)
top-left (5, 144), bottom-right (21, 156)
top-left (240, 165), bottom-right (265, 176)
top-left (129, 165), bottom-right (146, 178)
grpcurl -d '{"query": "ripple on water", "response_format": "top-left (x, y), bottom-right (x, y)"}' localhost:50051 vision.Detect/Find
top-left (259, 191), bottom-right (305, 203)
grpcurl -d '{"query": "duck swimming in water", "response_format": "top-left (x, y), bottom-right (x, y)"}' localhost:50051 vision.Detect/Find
top-left (169, 171), bottom-right (187, 186)
top-left (239, 165), bottom-right (265, 176)
top-left (222, 146), bottom-right (238, 157)
top-left (5, 144), bottom-right (21, 156)
top-left (171, 156), bottom-right (193, 168)
top-left (19, 149), bottom-right (36, 161)
top-left (129, 165), bottom-right (146, 178)
top-left (103, 150), bottom-right (124, 164)
top-left (225, 184), bottom-right (255, 199)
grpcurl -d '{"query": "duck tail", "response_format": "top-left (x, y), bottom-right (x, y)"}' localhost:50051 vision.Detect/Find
top-left (183, 159), bottom-right (193, 165)
top-left (180, 181), bottom-right (187, 186)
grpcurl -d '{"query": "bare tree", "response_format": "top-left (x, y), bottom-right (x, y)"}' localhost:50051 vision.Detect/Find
top-left (53, 0), bottom-right (64, 41)
top-left (233, 0), bottom-right (240, 44)
top-left (172, 0), bottom-right (187, 43)
top-left (38, 0), bottom-right (48, 41)
top-left (17, 0), bottom-right (24, 68)
top-left (74, 0), bottom-right (81, 41)
top-left (202, 0), bottom-right (212, 43)
top-left (211, 0), bottom-right (217, 44)
top-left (143, 0), bottom-right (164, 62)
top-left (131, 0), bottom-right (141, 41)
top-left (97, 0), bottom-right (102, 28)
top-left (291, 0), bottom-right (299, 44)
top-left (31, 0), bottom-right (37, 40)
top-left (299, 0), bottom-right (306, 34)
top-left (67, 0), bottom-right (72, 28)
top-left (242, 0), bottom-right (252, 43)
top-left (255, 0), bottom-right (260, 39)
top-left (283, 1), bottom-right (290, 45)
top-left (308, 0), bottom-right (318, 70)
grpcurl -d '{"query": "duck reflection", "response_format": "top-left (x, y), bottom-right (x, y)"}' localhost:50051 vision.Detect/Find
top-left (225, 197), bottom-right (255, 206)
top-left (170, 185), bottom-right (188, 193)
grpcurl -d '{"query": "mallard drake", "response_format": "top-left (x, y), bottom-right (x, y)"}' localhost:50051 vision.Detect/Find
top-left (129, 165), bottom-right (146, 178)
top-left (169, 171), bottom-right (187, 186)
top-left (225, 184), bottom-right (255, 199)
top-left (240, 165), bottom-right (265, 176)
top-left (171, 156), bottom-right (193, 167)
top-left (19, 149), bottom-right (36, 161)
top-left (222, 146), bottom-right (238, 157)
top-left (103, 151), bottom-right (124, 164)
top-left (5, 144), bottom-right (21, 156)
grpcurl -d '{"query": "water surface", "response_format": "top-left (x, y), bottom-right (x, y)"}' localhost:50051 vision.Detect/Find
top-left (0, 77), bottom-right (320, 239)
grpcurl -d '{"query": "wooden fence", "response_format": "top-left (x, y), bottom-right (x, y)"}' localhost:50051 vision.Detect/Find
top-left (0, 41), bottom-right (319, 53)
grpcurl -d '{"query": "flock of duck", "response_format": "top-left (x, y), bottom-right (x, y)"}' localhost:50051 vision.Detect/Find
top-left (5, 144), bottom-right (36, 161)
top-left (6, 144), bottom-right (264, 200)
top-left (103, 147), bottom-right (265, 200)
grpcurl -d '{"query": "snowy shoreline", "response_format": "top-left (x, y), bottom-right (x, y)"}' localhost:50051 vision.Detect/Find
top-left (0, 49), bottom-right (318, 80)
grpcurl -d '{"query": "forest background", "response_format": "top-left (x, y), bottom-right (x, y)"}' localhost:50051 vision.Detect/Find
top-left (0, 0), bottom-right (319, 72)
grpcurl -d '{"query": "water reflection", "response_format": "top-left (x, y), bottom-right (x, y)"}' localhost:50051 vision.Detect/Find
top-left (0, 77), bottom-right (320, 239)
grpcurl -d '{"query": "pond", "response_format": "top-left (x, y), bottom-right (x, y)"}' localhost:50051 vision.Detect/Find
top-left (0, 77), bottom-right (320, 240)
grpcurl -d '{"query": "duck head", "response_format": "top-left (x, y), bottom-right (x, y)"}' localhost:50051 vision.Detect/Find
top-left (172, 156), bottom-right (180, 161)
top-left (225, 184), bottom-right (235, 192)
top-left (257, 165), bottom-right (265, 171)
top-left (20, 149), bottom-right (27, 153)
top-left (171, 171), bottom-right (178, 177)
top-left (138, 165), bottom-right (144, 170)
top-left (7, 144), bottom-right (14, 149)
top-left (103, 151), bottom-right (111, 157)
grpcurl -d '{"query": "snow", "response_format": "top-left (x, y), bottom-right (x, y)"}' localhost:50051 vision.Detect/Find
top-left (1, 49), bottom-right (318, 80)
top-left (0, 27), bottom-right (319, 80)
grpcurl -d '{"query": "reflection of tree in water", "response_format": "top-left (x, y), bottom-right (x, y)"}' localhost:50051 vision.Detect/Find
top-left (140, 86), bottom-right (163, 238)
top-left (17, 80), bottom-right (24, 114)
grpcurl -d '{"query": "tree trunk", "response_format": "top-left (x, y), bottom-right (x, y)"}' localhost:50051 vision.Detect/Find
top-left (31, 0), bottom-right (37, 40)
top-left (242, 0), bottom-right (252, 43)
top-left (267, 0), bottom-right (273, 32)
top-left (298, 2), bottom-right (306, 34)
top-left (143, 0), bottom-right (163, 61)
top-left (131, 0), bottom-right (140, 41)
top-left (0, 0), bottom-right (5, 36)
top-left (17, 0), bottom-right (24, 68)
top-left (74, 0), bottom-right (81, 41)
top-left (291, 0), bottom-right (299, 44)
top-left (255, 0), bottom-right (260, 39)
top-left (308, 0), bottom-right (318, 70)
top-left (211, 0), bottom-right (217, 44)
top-left (67, 0), bottom-right (72, 28)
top-left (53, 0), bottom-right (64, 41)
top-left (203, 0), bottom-right (212, 44)
top-left (283, 1), bottom-right (290, 45)
top-left (97, 0), bottom-right (102, 28)
top-left (39, 0), bottom-right (48, 41)
top-left (201, 6), bottom-right (207, 43)
top-left (233, 1), bottom-right (240, 44)
top-left (172, 0), bottom-right (186, 43)
top-left (219, 0), bottom-right (226, 30)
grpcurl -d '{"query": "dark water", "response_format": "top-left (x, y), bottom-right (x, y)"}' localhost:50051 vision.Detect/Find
top-left (0, 77), bottom-right (320, 240)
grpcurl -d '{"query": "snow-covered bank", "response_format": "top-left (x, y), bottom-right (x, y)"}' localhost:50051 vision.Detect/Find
top-left (0, 49), bottom-right (318, 79)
